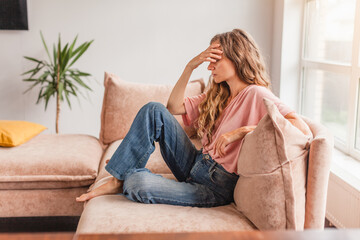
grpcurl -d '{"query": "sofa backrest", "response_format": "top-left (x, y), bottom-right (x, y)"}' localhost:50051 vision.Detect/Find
top-left (301, 116), bottom-right (334, 229)
top-left (99, 72), bottom-right (205, 149)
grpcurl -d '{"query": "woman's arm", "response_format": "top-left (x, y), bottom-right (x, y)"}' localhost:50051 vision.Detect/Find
top-left (284, 112), bottom-right (312, 137)
top-left (213, 126), bottom-right (256, 157)
top-left (213, 112), bottom-right (312, 157)
top-left (166, 66), bottom-right (193, 115)
top-left (166, 43), bottom-right (223, 115)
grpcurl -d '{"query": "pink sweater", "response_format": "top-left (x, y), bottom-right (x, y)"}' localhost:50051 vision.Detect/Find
top-left (182, 84), bottom-right (294, 174)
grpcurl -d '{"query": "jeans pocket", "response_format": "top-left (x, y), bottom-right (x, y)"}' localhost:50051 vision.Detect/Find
top-left (215, 164), bottom-right (239, 181)
top-left (208, 167), bottom-right (239, 199)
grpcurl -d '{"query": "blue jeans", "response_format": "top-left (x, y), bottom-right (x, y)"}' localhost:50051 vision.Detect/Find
top-left (105, 102), bottom-right (239, 207)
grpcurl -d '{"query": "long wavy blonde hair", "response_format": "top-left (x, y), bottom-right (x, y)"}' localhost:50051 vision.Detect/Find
top-left (195, 29), bottom-right (271, 146)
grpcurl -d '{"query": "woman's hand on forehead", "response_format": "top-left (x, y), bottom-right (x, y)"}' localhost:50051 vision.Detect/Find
top-left (211, 43), bottom-right (222, 50)
top-left (186, 43), bottom-right (223, 70)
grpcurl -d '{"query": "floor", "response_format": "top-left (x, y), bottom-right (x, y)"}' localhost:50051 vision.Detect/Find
top-left (0, 216), bottom-right (80, 232)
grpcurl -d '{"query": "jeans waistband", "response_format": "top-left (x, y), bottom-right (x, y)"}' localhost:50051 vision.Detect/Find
top-left (200, 151), bottom-right (238, 177)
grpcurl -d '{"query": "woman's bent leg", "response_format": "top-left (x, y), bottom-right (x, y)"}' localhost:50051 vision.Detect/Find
top-left (122, 168), bottom-right (226, 207)
top-left (105, 102), bottom-right (199, 182)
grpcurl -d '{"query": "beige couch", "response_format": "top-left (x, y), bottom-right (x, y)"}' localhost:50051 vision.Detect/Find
top-left (0, 72), bottom-right (333, 233)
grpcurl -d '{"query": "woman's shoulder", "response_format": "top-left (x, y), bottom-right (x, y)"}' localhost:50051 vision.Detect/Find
top-left (245, 84), bottom-right (271, 96)
top-left (242, 85), bottom-right (280, 105)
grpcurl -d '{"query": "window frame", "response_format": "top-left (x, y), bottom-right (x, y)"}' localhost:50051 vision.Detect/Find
top-left (300, 0), bottom-right (360, 161)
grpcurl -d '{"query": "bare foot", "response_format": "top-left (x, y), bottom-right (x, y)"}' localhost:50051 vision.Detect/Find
top-left (76, 177), bottom-right (123, 202)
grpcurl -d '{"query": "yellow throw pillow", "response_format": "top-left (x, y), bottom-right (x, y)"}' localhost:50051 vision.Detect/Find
top-left (0, 120), bottom-right (47, 147)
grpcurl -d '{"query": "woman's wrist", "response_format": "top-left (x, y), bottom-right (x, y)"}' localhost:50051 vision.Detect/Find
top-left (185, 64), bottom-right (195, 72)
top-left (237, 126), bottom-right (256, 140)
top-left (229, 128), bottom-right (246, 142)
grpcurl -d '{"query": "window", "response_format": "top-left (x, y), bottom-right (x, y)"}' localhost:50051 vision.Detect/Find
top-left (301, 0), bottom-right (360, 160)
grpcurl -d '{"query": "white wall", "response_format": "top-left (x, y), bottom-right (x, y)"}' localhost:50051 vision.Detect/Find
top-left (0, 0), bottom-right (275, 138)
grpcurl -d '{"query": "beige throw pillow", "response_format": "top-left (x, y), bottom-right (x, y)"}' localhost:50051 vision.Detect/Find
top-left (99, 72), bottom-right (204, 146)
top-left (233, 97), bottom-right (312, 230)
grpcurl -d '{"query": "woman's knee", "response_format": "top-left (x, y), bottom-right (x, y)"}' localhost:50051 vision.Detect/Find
top-left (140, 102), bottom-right (167, 114)
top-left (123, 169), bottom-right (154, 202)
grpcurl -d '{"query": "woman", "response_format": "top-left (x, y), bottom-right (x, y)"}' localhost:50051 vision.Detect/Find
top-left (76, 29), bottom-right (311, 207)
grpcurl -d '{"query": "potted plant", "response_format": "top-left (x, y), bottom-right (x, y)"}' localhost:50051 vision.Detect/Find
top-left (22, 31), bottom-right (94, 133)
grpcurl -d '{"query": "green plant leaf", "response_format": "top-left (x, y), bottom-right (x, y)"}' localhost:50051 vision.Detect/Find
top-left (67, 35), bottom-right (78, 59)
top-left (22, 61), bottom-right (43, 76)
top-left (44, 95), bottom-right (50, 110)
top-left (43, 84), bottom-right (56, 111)
top-left (22, 67), bottom-right (39, 76)
top-left (23, 78), bottom-right (40, 82)
top-left (24, 56), bottom-right (42, 64)
top-left (65, 79), bottom-right (78, 96)
top-left (60, 44), bottom-right (68, 63)
top-left (23, 81), bottom-right (41, 94)
top-left (77, 71), bottom-right (91, 77)
top-left (53, 43), bottom-right (57, 67)
top-left (61, 43), bottom-right (71, 72)
top-left (68, 40), bottom-right (94, 68)
top-left (70, 75), bottom-right (92, 91)
top-left (40, 31), bottom-right (53, 65)
top-left (46, 71), bottom-right (56, 86)
top-left (68, 69), bottom-right (91, 77)
top-left (37, 71), bottom-right (51, 82)
top-left (30, 70), bottom-right (41, 79)
top-left (57, 33), bottom-right (61, 72)
top-left (40, 83), bottom-right (55, 97)
top-left (63, 82), bottom-right (72, 109)
top-left (62, 35), bottom-right (79, 72)
top-left (42, 60), bottom-right (52, 69)
top-left (58, 82), bottom-right (64, 101)
top-left (64, 90), bottom-right (72, 109)
top-left (52, 67), bottom-right (57, 81)
top-left (71, 41), bottom-right (87, 57)
top-left (22, 66), bottom-right (46, 85)
top-left (61, 43), bottom-right (68, 58)
top-left (36, 87), bottom-right (45, 104)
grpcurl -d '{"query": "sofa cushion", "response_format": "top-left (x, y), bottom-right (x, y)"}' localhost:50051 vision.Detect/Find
top-left (99, 72), bottom-right (204, 146)
top-left (233, 98), bottom-right (312, 230)
top-left (0, 134), bottom-right (103, 190)
top-left (76, 194), bottom-right (256, 234)
top-left (0, 187), bottom-right (88, 217)
top-left (0, 120), bottom-right (47, 147)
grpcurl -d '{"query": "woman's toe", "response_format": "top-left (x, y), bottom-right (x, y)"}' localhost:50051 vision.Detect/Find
top-left (76, 193), bottom-right (90, 202)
